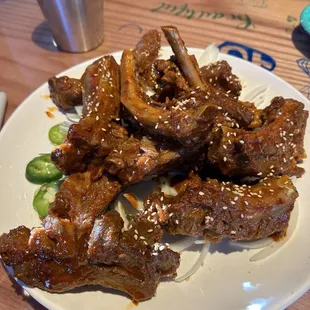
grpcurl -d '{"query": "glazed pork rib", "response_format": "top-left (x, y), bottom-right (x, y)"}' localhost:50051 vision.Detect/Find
top-left (51, 56), bottom-right (128, 174)
top-left (121, 49), bottom-right (255, 146)
top-left (208, 97), bottom-right (309, 178)
top-left (121, 26), bottom-right (262, 146)
top-left (143, 174), bottom-right (298, 242)
top-left (49, 168), bottom-right (121, 236)
top-left (51, 30), bottom-right (161, 175)
top-left (161, 25), bottom-right (205, 89)
top-left (0, 211), bottom-right (180, 301)
top-left (103, 135), bottom-right (204, 185)
top-left (133, 29), bottom-right (161, 83)
top-left (200, 60), bottom-right (242, 100)
top-left (48, 76), bottom-right (82, 110)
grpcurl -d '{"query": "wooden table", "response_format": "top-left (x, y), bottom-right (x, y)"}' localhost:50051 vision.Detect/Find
top-left (0, 0), bottom-right (310, 309)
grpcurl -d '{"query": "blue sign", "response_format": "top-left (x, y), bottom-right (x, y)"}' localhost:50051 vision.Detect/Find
top-left (218, 41), bottom-right (276, 71)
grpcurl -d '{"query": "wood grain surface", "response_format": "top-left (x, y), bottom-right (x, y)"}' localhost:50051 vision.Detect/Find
top-left (0, 0), bottom-right (310, 309)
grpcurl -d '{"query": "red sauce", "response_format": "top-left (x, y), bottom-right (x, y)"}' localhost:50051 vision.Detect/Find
top-left (45, 111), bottom-right (55, 119)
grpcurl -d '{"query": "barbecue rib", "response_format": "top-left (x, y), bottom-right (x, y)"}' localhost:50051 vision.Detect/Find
top-left (143, 174), bottom-right (298, 242)
top-left (121, 49), bottom-right (257, 146)
top-left (48, 76), bottom-right (82, 110)
top-left (200, 60), bottom-right (242, 100)
top-left (49, 168), bottom-right (121, 237)
top-left (133, 29), bottom-right (161, 84)
top-left (0, 211), bottom-right (180, 301)
top-left (103, 135), bottom-right (204, 185)
top-left (51, 56), bottom-right (128, 174)
top-left (208, 97), bottom-right (309, 178)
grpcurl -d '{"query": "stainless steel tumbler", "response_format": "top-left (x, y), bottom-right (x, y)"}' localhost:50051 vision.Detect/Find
top-left (37, 0), bottom-right (104, 53)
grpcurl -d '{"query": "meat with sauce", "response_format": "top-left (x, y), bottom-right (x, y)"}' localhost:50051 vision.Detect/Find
top-left (143, 174), bottom-right (298, 242)
top-left (0, 211), bottom-right (179, 301)
top-left (200, 60), bottom-right (242, 100)
top-left (51, 56), bottom-right (128, 175)
top-left (208, 97), bottom-right (308, 178)
top-left (48, 76), bottom-right (82, 110)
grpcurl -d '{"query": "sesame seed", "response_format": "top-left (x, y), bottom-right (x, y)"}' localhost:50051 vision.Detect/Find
top-left (230, 201), bottom-right (236, 205)
top-left (134, 230), bottom-right (138, 234)
top-left (199, 191), bottom-right (205, 196)
top-left (175, 220), bottom-right (179, 224)
top-left (231, 230), bottom-right (236, 234)
top-left (148, 229), bottom-right (153, 233)
top-left (239, 140), bottom-right (244, 144)
top-left (134, 235), bottom-right (138, 240)
top-left (257, 172), bottom-right (263, 176)
top-left (223, 206), bottom-right (228, 210)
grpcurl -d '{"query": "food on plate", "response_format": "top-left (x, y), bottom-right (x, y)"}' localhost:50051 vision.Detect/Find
top-left (103, 136), bottom-right (203, 185)
top-left (51, 56), bottom-right (127, 174)
top-left (143, 173), bottom-right (298, 242)
top-left (48, 76), bottom-right (82, 110)
top-left (208, 97), bottom-right (308, 178)
top-left (0, 25), bottom-right (308, 302)
top-left (200, 60), bottom-right (242, 99)
top-left (0, 211), bottom-right (179, 301)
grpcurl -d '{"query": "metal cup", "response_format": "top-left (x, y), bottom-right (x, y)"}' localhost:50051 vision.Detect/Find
top-left (37, 0), bottom-right (104, 53)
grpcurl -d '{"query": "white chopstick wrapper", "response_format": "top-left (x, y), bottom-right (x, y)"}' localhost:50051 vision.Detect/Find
top-left (0, 92), bottom-right (8, 129)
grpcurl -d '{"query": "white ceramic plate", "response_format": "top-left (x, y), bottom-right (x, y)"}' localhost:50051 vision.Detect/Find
top-left (1, 47), bottom-right (310, 310)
